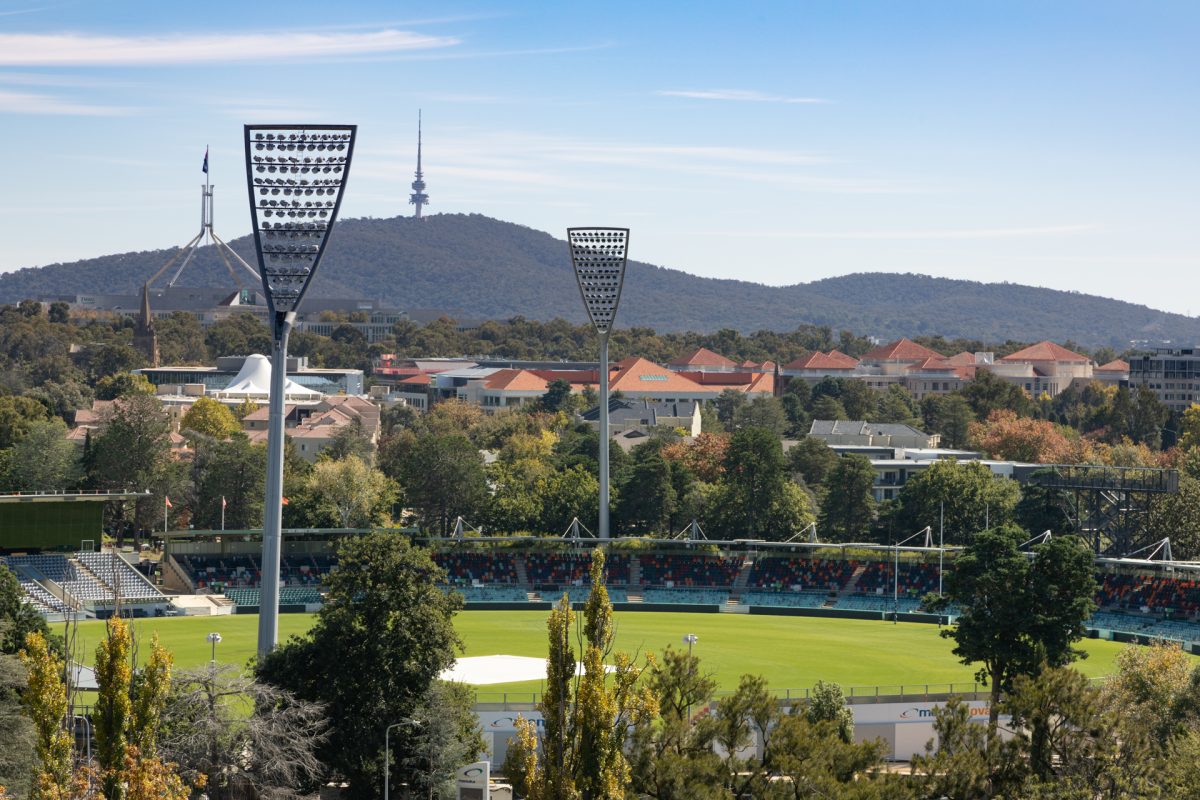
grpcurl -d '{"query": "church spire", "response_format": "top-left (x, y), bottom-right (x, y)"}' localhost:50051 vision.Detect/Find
top-left (409, 111), bottom-right (429, 218)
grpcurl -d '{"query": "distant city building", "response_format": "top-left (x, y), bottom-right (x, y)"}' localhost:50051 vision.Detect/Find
top-left (136, 354), bottom-right (364, 399)
top-left (807, 420), bottom-right (940, 450)
top-left (578, 398), bottom-right (702, 437)
top-left (1128, 347), bottom-right (1200, 411)
top-left (242, 396), bottom-right (380, 462)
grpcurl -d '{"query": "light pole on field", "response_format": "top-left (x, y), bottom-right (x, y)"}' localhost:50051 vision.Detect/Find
top-left (206, 631), bottom-right (222, 663)
top-left (568, 228), bottom-right (630, 540)
top-left (245, 124), bottom-right (357, 658)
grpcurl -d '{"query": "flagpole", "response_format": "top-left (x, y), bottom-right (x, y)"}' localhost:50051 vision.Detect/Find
top-left (221, 497), bottom-right (226, 532)
top-left (164, 496), bottom-right (168, 535)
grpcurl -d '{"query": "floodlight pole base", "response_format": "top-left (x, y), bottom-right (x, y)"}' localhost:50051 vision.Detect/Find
top-left (599, 333), bottom-right (610, 540)
top-left (257, 312), bottom-right (293, 659)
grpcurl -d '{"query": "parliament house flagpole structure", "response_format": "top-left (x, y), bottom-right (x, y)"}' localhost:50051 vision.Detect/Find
top-left (568, 228), bottom-right (630, 540)
top-left (245, 124), bottom-right (357, 657)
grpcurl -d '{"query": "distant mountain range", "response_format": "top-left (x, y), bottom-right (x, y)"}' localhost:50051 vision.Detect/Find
top-left (1, 212), bottom-right (1194, 349)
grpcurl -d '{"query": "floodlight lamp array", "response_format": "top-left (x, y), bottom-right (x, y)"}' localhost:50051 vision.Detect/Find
top-left (568, 227), bottom-right (629, 335)
top-left (245, 126), bottom-right (356, 314)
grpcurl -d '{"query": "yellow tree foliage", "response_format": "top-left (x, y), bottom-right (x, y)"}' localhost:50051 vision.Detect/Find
top-left (19, 632), bottom-right (72, 800)
top-left (526, 549), bottom-right (657, 800)
top-left (1180, 404), bottom-right (1200, 451)
top-left (94, 617), bottom-right (133, 799)
top-left (180, 397), bottom-right (240, 440)
top-left (119, 746), bottom-right (189, 800)
top-left (130, 634), bottom-right (173, 758)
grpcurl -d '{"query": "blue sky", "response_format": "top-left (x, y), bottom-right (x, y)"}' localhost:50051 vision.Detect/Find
top-left (1, 1), bottom-right (1197, 315)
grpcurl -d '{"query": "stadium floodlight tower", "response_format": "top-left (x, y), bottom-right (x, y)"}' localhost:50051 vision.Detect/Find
top-left (568, 227), bottom-right (630, 540)
top-left (245, 124), bottom-right (357, 657)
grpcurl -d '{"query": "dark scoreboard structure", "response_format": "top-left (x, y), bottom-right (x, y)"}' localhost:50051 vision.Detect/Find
top-left (0, 492), bottom-right (147, 551)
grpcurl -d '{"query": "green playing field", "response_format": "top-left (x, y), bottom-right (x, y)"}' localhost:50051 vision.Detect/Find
top-left (69, 610), bottom-right (1142, 698)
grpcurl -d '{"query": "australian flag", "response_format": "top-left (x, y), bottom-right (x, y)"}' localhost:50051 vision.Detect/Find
top-left (202, 146), bottom-right (209, 174)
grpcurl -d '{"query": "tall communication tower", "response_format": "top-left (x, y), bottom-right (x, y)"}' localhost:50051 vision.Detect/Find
top-left (409, 111), bottom-right (429, 218)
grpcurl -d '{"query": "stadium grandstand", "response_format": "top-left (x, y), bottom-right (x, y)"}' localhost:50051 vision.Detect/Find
top-left (31, 527), bottom-right (1180, 654)
top-left (0, 491), bottom-right (170, 618)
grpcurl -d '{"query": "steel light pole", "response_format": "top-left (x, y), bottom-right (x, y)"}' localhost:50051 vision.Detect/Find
top-left (245, 124), bottom-right (357, 657)
top-left (206, 631), bottom-right (222, 662)
top-left (568, 228), bottom-right (630, 540)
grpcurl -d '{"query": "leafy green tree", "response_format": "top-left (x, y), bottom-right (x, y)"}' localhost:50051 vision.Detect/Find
top-left (257, 533), bottom-right (472, 800)
top-left (787, 437), bottom-right (838, 486)
top-left (94, 372), bottom-right (156, 401)
top-left (85, 344), bottom-right (146, 383)
top-left (1, 417), bottom-right (79, 492)
top-left (962, 368), bottom-right (1032, 419)
top-left (628, 645), bottom-right (725, 800)
top-left (539, 379), bottom-right (575, 414)
top-left (838, 379), bottom-right (878, 420)
top-left (384, 430), bottom-right (488, 534)
top-left (713, 389), bottom-right (747, 430)
top-left (810, 394), bottom-right (848, 422)
top-left (894, 459), bottom-right (1020, 545)
top-left (920, 393), bottom-right (974, 449)
top-left (617, 448), bottom-right (677, 536)
top-left (0, 566), bottom-right (52, 656)
top-left (804, 680), bottom-right (854, 743)
top-left (191, 432), bottom-right (266, 530)
top-left (155, 311), bottom-right (209, 364)
top-left (731, 396), bottom-right (787, 435)
top-left (1014, 472), bottom-right (1071, 536)
top-left (47, 302), bottom-right (70, 324)
top-left (537, 464), bottom-right (600, 534)
top-left (874, 384), bottom-right (921, 426)
top-left (305, 455), bottom-right (398, 528)
top-left (779, 392), bottom-right (810, 437)
top-left (710, 427), bottom-right (790, 539)
top-left (180, 396), bottom-right (240, 440)
top-left (204, 314), bottom-right (272, 358)
top-left (818, 454), bottom-right (876, 541)
top-left (943, 524), bottom-right (1097, 727)
top-left (0, 395), bottom-right (48, 450)
top-left (86, 394), bottom-right (174, 534)
top-left (0, 645), bottom-right (37, 800)
top-left (320, 417), bottom-right (375, 464)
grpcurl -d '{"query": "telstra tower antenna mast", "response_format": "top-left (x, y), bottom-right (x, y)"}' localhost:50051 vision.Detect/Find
top-left (409, 111), bottom-right (429, 218)
top-left (145, 147), bottom-right (262, 291)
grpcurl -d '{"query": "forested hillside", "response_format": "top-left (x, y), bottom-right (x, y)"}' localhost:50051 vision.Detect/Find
top-left (1, 213), bottom-right (1196, 348)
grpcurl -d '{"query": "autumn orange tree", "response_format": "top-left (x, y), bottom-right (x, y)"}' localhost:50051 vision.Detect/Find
top-left (969, 409), bottom-right (1078, 463)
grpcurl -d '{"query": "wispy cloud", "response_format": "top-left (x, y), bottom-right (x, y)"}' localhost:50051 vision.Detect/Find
top-left (0, 29), bottom-right (458, 66)
top-left (216, 97), bottom-right (320, 122)
top-left (696, 224), bottom-right (1099, 240)
top-left (0, 89), bottom-right (132, 115)
top-left (0, 71), bottom-right (135, 88)
top-left (657, 89), bottom-right (828, 104)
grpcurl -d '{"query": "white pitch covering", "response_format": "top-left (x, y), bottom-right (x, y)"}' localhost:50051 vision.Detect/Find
top-left (440, 655), bottom-right (614, 685)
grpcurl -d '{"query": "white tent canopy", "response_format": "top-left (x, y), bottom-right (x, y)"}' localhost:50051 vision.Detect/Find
top-left (213, 354), bottom-right (322, 404)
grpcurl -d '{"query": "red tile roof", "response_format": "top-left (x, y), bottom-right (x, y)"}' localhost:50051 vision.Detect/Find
top-left (609, 357), bottom-right (708, 393)
top-left (783, 350), bottom-right (861, 370)
top-left (669, 347), bottom-right (737, 369)
top-left (1096, 359), bottom-right (1130, 372)
top-left (942, 351), bottom-right (978, 366)
top-left (907, 357), bottom-right (955, 372)
top-left (1001, 341), bottom-right (1089, 363)
top-left (860, 338), bottom-right (943, 362)
top-left (483, 369), bottom-right (550, 392)
top-left (398, 373), bottom-right (433, 386)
